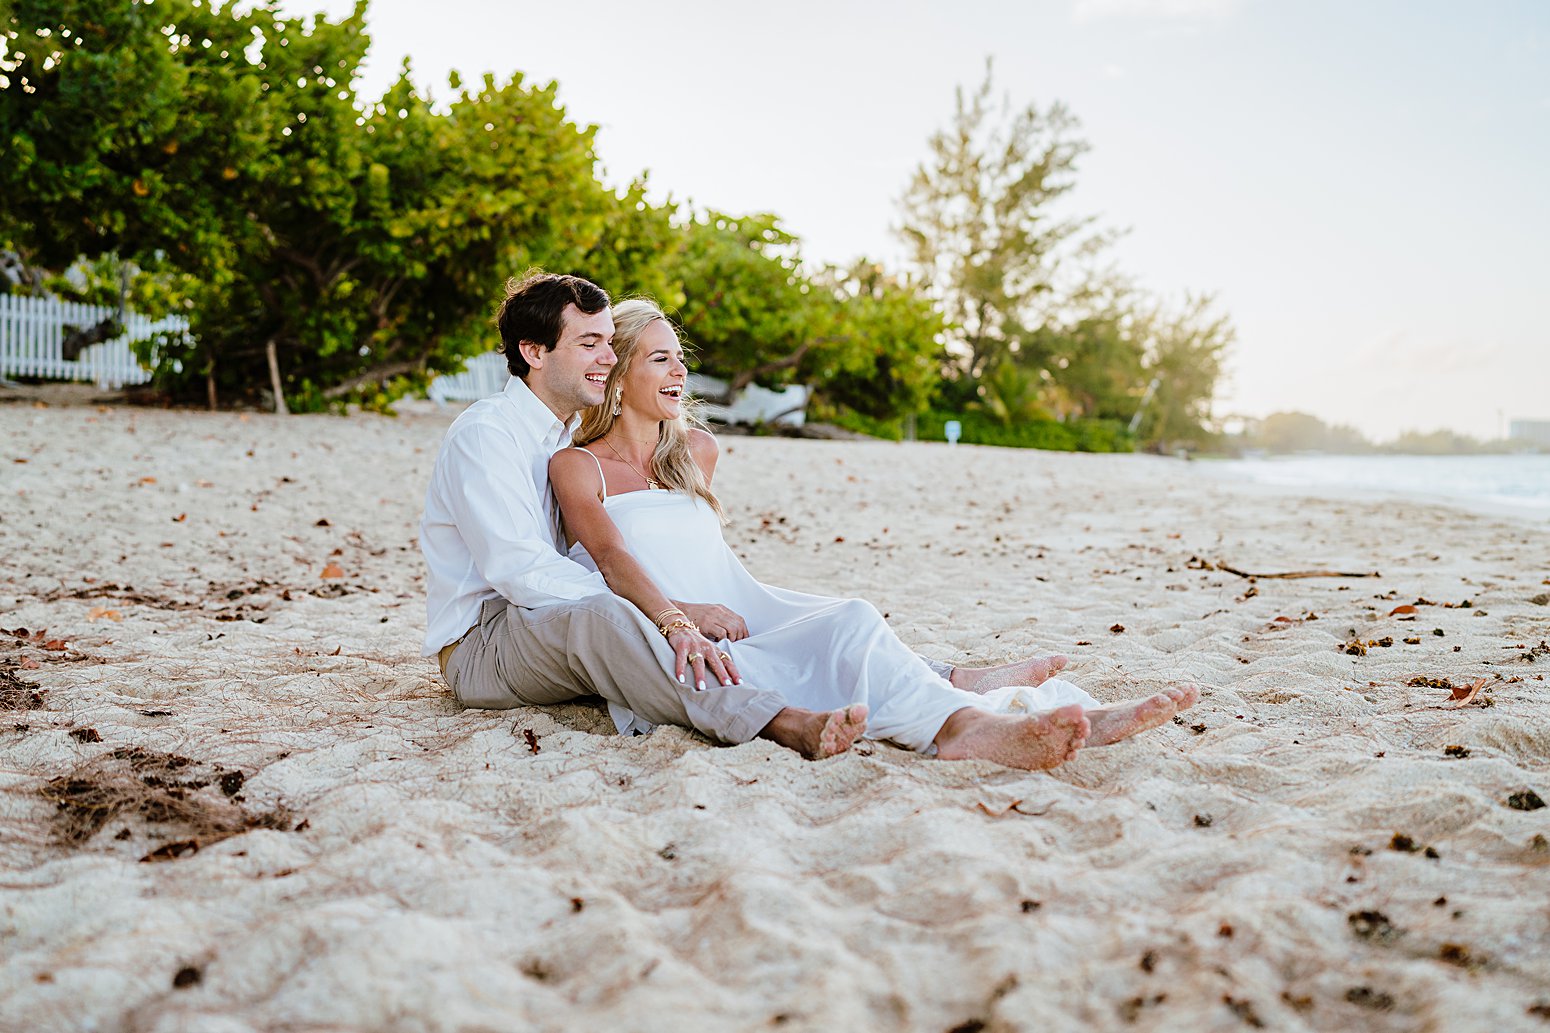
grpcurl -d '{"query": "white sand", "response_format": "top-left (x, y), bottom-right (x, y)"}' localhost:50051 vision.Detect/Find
top-left (2, 401), bottom-right (1547, 1032)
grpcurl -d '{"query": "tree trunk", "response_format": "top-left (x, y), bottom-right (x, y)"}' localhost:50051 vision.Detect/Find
top-left (265, 340), bottom-right (288, 415)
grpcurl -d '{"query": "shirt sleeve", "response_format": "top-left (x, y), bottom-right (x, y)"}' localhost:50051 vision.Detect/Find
top-left (437, 421), bottom-right (608, 608)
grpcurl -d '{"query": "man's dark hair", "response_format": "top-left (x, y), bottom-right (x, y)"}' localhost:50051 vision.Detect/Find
top-left (495, 271), bottom-right (610, 379)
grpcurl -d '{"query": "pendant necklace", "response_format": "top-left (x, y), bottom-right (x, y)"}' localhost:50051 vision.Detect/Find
top-left (602, 436), bottom-right (660, 490)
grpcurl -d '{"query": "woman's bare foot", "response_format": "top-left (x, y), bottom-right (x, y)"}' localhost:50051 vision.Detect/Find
top-left (933, 704), bottom-right (1089, 770)
top-left (1086, 683), bottom-right (1202, 747)
top-left (759, 704), bottom-right (869, 760)
top-left (951, 654), bottom-right (1070, 694)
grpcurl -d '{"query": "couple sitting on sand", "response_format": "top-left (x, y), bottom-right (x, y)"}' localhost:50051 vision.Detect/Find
top-left (420, 272), bottom-right (1198, 769)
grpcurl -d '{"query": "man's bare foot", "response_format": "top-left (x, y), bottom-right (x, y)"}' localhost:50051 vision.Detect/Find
top-left (759, 704), bottom-right (868, 760)
top-left (1086, 683), bottom-right (1202, 747)
top-left (933, 704), bottom-right (1089, 770)
top-left (951, 654), bottom-right (1070, 693)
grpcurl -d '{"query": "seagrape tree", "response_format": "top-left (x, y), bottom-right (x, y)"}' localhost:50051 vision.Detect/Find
top-left (0, 0), bottom-right (651, 408)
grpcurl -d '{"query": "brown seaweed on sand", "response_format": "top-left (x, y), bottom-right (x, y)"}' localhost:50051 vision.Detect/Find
top-left (38, 746), bottom-right (295, 858)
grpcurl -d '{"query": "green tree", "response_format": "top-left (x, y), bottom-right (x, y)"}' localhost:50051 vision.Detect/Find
top-left (1136, 293), bottom-right (1235, 446)
top-left (2, 0), bottom-right (647, 408)
top-left (662, 211), bottom-right (818, 399)
top-left (807, 260), bottom-right (946, 421)
top-left (897, 61), bottom-right (1102, 389)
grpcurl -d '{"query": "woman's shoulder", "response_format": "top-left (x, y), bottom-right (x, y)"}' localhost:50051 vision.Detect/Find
top-left (548, 445), bottom-right (604, 486)
top-left (687, 428), bottom-right (719, 462)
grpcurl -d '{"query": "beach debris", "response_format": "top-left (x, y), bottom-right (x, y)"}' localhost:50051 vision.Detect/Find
top-left (320, 561), bottom-right (345, 579)
top-left (1443, 745), bottom-right (1470, 759)
top-left (1512, 640), bottom-right (1550, 663)
top-left (1388, 833), bottom-right (1440, 859)
top-left (1211, 560), bottom-right (1381, 580)
top-left (1193, 813), bottom-right (1214, 827)
top-left (87, 607), bottom-right (123, 622)
top-left (1506, 790), bottom-right (1546, 812)
top-left (1527, 1002), bottom-right (1550, 1021)
top-left (1021, 899), bottom-right (1041, 913)
top-left (1139, 950), bottom-right (1156, 972)
top-left (68, 727), bottom-right (102, 744)
top-left (1118, 995), bottom-right (1167, 1023)
top-left (1345, 986), bottom-right (1396, 1010)
top-left (39, 747), bottom-right (294, 857)
top-left (1388, 604), bottom-right (1418, 616)
top-left (974, 798), bottom-right (1050, 818)
top-left (1403, 637), bottom-right (1421, 645)
top-left (143, 839), bottom-right (201, 862)
top-left (1341, 639), bottom-right (1367, 656)
top-left (1529, 593), bottom-right (1549, 606)
top-left (1348, 910), bottom-right (1403, 943)
top-left (1438, 943), bottom-right (1485, 970)
top-left (1109, 623), bottom-right (1126, 634)
top-left (172, 966), bottom-right (202, 989)
top-left (1280, 991), bottom-right (1313, 1013)
top-left (522, 728), bottom-right (540, 754)
top-left (1407, 675), bottom-right (1488, 706)
top-left (0, 669), bottom-right (46, 711)
top-left (1222, 995), bottom-right (1263, 1028)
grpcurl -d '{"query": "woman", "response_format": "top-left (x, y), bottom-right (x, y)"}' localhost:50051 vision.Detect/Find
top-left (548, 300), bottom-right (1195, 769)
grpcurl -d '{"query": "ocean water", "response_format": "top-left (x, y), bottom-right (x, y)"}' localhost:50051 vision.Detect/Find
top-left (1209, 454), bottom-right (1550, 520)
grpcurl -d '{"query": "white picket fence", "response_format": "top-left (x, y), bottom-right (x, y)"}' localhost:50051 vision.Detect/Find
top-left (0, 293), bottom-right (187, 388)
top-left (427, 350), bottom-right (511, 405)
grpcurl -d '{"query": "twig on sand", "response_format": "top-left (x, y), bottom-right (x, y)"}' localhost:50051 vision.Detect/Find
top-left (1214, 562), bottom-right (1381, 580)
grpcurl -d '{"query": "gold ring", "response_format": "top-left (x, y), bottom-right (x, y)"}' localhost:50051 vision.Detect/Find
top-left (686, 652), bottom-right (703, 664)
top-left (717, 651), bottom-right (731, 664)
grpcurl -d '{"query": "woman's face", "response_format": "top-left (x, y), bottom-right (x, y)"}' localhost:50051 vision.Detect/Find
top-left (618, 319), bottom-right (687, 423)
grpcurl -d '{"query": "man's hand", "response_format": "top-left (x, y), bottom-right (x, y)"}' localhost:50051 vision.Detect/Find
top-left (674, 602), bottom-right (748, 641)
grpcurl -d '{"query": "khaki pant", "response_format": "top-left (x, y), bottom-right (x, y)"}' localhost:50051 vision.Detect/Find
top-left (441, 595), bottom-right (789, 745)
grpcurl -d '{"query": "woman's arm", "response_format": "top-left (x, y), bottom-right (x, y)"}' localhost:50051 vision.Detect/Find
top-left (548, 448), bottom-right (738, 690)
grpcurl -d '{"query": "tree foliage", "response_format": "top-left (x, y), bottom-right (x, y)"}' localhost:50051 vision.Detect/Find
top-left (897, 62), bottom-right (1234, 446)
top-left (1, 0), bottom-right (652, 408)
top-left (898, 60), bottom-right (1097, 384)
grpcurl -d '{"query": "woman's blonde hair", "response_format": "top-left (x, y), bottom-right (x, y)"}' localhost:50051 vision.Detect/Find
top-left (574, 299), bottom-right (723, 519)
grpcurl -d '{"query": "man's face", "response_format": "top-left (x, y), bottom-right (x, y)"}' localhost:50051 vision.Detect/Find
top-left (524, 304), bottom-right (616, 420)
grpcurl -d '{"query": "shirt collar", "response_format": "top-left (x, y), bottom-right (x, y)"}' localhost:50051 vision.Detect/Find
top-left (502, 374), bottom-right (579, 442)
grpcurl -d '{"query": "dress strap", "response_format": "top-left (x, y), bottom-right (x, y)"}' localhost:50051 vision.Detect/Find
top-left (575, 446), bottom-right (608, 500)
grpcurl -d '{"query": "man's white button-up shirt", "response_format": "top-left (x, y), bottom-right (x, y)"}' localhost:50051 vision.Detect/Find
top-left (420, 375), bottom-right (608, 655)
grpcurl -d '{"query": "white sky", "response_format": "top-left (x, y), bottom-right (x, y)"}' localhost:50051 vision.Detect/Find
top-left (280, 0), bottom-right (1550, 441)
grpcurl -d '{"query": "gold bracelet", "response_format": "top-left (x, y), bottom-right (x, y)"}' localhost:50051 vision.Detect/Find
top-left (659, 618), bottom-right (699, 638)
top-left (653, 606), bottom-right (687, 628)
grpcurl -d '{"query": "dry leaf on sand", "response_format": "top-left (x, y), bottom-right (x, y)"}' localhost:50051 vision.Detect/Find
top-left (1445, 678), bottom-right (1488, 707)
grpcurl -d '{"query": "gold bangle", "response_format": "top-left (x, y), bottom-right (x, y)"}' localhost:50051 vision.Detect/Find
top-left (653, 606), bottom-right (686, 627)
top-left (659, 618), bottom-right (699, 638)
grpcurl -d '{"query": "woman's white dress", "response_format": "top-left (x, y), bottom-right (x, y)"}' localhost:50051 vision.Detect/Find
top-left (568, 479), bottom-right (1098, 751)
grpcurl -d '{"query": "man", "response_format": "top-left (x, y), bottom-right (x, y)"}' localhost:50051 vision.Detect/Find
top-left (421, 272), bottom-right (1102, 764)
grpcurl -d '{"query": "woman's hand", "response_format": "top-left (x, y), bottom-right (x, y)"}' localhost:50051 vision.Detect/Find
top-left (676, 602), bottom-right (748, 642)
top-left (668, 628), bottom-right (741, 690)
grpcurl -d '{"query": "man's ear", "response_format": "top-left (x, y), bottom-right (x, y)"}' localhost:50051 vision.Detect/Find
top-left (518, 340), bottom-right (544, 371)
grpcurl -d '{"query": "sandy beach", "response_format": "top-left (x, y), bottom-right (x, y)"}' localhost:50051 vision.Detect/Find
top-left (2, 399), bottom-right (1548, 1032)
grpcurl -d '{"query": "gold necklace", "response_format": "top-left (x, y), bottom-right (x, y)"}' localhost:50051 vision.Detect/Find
top-left (602, 436), bottom-right (660, 490)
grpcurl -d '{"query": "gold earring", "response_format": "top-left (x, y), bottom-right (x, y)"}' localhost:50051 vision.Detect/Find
top-left (611, 391), bottom-right (621, 417)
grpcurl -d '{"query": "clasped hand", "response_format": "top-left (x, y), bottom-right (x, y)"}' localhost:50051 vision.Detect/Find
top-left (676, 602), bottom-right (748, 642)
